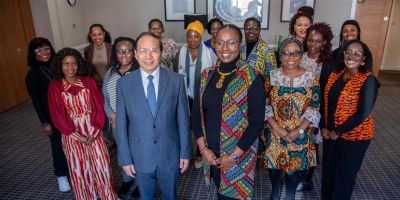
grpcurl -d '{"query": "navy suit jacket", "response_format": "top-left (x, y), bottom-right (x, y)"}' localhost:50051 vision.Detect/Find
top-left (116, 67), bottom-right (191, 173)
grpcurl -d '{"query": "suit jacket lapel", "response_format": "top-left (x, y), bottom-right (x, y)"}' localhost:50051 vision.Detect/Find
top-left (133, 70), bottom-right (153, 117)
top-left (154, 68), bottom-right (168, 120)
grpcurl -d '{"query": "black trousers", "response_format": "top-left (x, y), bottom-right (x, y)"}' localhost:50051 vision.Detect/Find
top-left (49, 127), bottom-right (69, 176)
top-left (321, 138), bottom-right (370, 200)
top-left (269, 169), bottom-right (302, 200)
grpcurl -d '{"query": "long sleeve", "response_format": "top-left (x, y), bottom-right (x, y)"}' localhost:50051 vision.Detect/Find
top-left (237, 74), bottom-right (266, 151)
top-left (102, 68), bottom-right (113, 118)
top-left (25, 70), bottom-right (49, 124)
top-left (336, 76), bottom-right (379, 134)
top-left (177, 77), bottom-right (192, 159)
top-left (319, 63), bottom-right (335, 128)
top-left (301, 78), bottom-right (321, 128)
top-left (48, 81), bottom-right (75, 135)
top-left (191, 81), bottom-right (204, 140)
top-left (115, 80), bottom-right (134, 166)
top-left (85, 77), bottom-right (106, 136)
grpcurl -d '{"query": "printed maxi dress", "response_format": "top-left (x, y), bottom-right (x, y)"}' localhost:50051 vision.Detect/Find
top-left (263, 69), bottom-right (321, 174)
top-left (49, 77), bottom-right (117, 200)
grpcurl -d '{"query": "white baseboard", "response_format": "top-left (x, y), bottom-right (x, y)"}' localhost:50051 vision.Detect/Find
top-left (380, 65), bottom-right (400, 71)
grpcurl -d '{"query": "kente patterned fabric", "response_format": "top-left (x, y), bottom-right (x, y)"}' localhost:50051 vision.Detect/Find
top-left (324, 69), bottom-right (375, 141)
top-left (263, 69), bottom-right (320, 175)
top-left (239, 39), bottom-right (277, 77)
top-left (199, 63), bottom-right (259, 199)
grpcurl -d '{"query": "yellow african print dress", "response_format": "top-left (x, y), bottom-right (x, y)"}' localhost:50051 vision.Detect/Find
top-left (263, 69), bottom-right (320, 174)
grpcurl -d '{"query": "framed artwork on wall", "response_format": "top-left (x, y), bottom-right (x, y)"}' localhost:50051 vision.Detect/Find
top-left (207, 0), bottom-right (270, 29)
top-left (165, 0), bottom-right (196, 21)
top-left (280, 0), bottom-right (315, 22)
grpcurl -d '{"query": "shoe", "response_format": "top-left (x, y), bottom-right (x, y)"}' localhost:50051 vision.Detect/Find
top-left (302, 180), bottom-right (313, 191)
top-left (117, 181), bottom-right (133, 197)
top-left (57, 176), bottom-right (71, 192)
top-left (194, 157), bottom-right (202, 169)
top-left (131, 185), bottom-right (141, 198)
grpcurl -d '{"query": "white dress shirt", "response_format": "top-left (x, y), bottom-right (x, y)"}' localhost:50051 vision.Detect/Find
top-left (140, 66), bottom-right (160, 101)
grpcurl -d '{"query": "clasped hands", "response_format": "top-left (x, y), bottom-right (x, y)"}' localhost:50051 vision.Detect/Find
top-left (76, 134), bottom-right (96, 144)
top-left (321, 128), bottom-right (339, 140)
top-left (201, 148), bottom-right (236, 171)
top-left (274, 126), bottom-right (301, 143)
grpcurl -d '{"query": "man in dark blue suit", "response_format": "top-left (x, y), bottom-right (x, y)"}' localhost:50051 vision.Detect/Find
top-left (116, 32), bottom-right (191, 200)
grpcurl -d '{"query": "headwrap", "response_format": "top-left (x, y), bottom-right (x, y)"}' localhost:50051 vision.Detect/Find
top-left (186, 20), bottom-right (204, 36)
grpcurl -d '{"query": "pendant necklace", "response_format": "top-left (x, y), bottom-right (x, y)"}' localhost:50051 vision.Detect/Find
top-left (216, 68), bottom-right (236, 89)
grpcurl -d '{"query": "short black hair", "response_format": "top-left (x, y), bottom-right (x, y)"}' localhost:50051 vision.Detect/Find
top-left (217, 24), bottom-right (243, 42)
top-left (51, 48), bottom-right (90, 80)
top-left (206, 18), bottom-right (223, 34)
top-left (339, 20), bottom-right (361, 44)
top-left (244, 17), bottom-right (261, 29)
top-left (148, 18), bottom-right (164, 29)
top-left (279, 37), bottom-right (304, 59)
top-left (87, 23), bottom-right (112, 43)
top-left (135, 32), bottom-right (163, 52)
top-left (289, 13), bottom-right (313, 37)
top-left (110, 37), bottom-right (137, 68)
top-left (27, 37), bottom-right (56, 68)
top-left (335, 39), bottom-right (373, 73)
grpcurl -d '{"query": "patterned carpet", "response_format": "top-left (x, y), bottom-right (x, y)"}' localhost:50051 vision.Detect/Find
top-left (0, 70), bottom-right (399, 199)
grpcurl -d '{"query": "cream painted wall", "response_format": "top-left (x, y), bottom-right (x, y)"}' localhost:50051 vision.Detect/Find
top-left (29, 0), bottom-right (54, 44)
top-left (30, 0), bottom-right (353, 51)
top-left (381, 0), bottom-right (400, 71)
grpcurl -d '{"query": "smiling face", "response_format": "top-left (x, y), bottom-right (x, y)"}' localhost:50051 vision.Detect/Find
top-left (306, 30), bottom-right (324, 57)
top-left (294, 16), bottom-right (311, 41)
top-left (116, 41), bottom-right (134, 67)
top-left (215, 28), bottom-right (241, 63)
top-left (186, 30), bottom-right (202, 50)
top-left (90, 26), bottom-right (105, 47)
top-left (35, 45), bottom-right (51, 62)
top-left (342, 24), bottom-right (358, 42)
top-left (62, 55), bottom-right (78, 80)
top-left (281, 42), bottom-right (302, 70)
top-left (244, 20), bottom-right (260, 43)
top-left (344, 43), bottom-right (365, 71)
top-left (149, 21), bottom-right (164, 38)
top-left (135, 35), bottom-right (161, 74)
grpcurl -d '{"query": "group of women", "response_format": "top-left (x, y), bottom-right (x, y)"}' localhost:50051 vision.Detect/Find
top-left (25, 10), bottom-right (378, 200)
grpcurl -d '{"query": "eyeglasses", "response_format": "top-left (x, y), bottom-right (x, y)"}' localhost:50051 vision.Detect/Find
top-left (62, 62), bottom-right (78, 68)
top-left (343, 49), bottom-right (364, 59)
top-left (150, 26), bottom-right (162, 31)
top-left (34, 47), bottom-right (51, 54)
top-left (244, 26), bottom-right (260, 32)
top-left (215, 39), bottom-right (240, 48)
top-left (281, 50), bottom-right (301, 58)
top-left (137, 48), bottom-right (160, 54)
top-left (116, 49), bottom-right (133, 56)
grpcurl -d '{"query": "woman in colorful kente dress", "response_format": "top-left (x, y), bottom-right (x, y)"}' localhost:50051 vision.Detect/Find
top-left (263, 38), bottom-right (320, 200)
top-left (191, 24), bottom-right (266, 199)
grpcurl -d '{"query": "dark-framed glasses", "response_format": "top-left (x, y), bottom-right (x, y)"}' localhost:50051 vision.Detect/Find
top-left (137, 48), bottom-right (160, 54)
top-left (215, 39), bottom-right (240, 48)
top-left (116, 49), bottom-right (133, 55)
top-left (343, 49), bottom-right (364, 59)
top-left (34, 47), bottom-right (51, 54)
top-left (244, 26), bottom-right (260, 32)
top-left (281, 50), bottom-right (301, 58)
top-left (150, 26), bottom-right (162, 31)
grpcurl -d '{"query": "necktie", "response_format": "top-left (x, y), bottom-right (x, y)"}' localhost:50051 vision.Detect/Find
top-left (147, 75), bottom-right (156, 118)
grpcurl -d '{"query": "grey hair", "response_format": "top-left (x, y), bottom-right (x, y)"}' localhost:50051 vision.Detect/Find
top-left (279, 37), bottom-right (304, 57)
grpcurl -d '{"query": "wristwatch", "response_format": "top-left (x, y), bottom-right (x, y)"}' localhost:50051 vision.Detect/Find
top-left (232, 153), bottom-right (240, 162)
top-left (298, 128), bottom-right (305, 137)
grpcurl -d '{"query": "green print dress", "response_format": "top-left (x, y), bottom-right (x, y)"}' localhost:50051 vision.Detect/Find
top-left (263, 69), bottom-right (321, 174)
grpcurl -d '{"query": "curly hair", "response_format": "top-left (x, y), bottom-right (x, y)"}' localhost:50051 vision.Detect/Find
top-left (27, 37), bottom-right (56, 68)
top-left (289, 13), bottom-right (313, 37)
top-left (339, 20), bottom-right (361, 45)
top-left (206, 18), bottom-right (223, 35)
top-left (279, 37), bottom-right (304, 58)
top-left (216, 24), bottom-right (243, 42)
top-left (304, 22), bottom-right (334, 64)
top-left (109, 37), bottom-right (139, 75)
top-left (335, 40), bottom-right (373, 73)
top-left (51, 48), bottom-right (90, 80)
top-left (86, 24), bottom-right (112, 43)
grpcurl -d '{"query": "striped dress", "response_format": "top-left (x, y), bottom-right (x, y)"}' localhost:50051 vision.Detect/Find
top-left (49, 77), bottom-right (117, 200)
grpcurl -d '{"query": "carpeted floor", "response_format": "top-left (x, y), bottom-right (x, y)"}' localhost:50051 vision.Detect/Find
top-left (0, 70), bottom-right (399, 199)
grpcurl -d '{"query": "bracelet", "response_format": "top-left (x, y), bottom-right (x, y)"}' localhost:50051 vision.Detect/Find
top-left (199, 146), bottom-right (208, 154)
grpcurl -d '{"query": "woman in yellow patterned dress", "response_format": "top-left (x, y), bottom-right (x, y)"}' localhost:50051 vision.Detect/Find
top-left (263, 38), bottom-right (321, 200)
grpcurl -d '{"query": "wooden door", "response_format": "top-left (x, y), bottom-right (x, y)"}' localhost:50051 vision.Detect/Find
top-left (355, 0), bottom-right (393, 76)
top-left (0, 0), bottom-right (36, 112)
